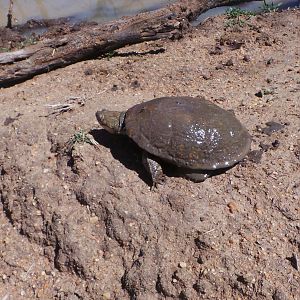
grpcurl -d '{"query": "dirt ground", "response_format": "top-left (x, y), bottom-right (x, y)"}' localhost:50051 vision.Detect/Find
top-left (0, 8), bottom-right (300, 300)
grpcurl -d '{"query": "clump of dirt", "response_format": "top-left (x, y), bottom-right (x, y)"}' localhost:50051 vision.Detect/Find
top-left (0, 9), bottom-right (300, 300)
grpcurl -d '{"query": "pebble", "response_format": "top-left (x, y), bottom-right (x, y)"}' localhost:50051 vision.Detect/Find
top-left (84, 68), bottom-right (93, 76)
top-left (179, 262), bottom-right (187, 268)
top-left (225, 58), bottom-right (234, 66)
top-left (102, 292), bottom-right (111, 299)
top-left (227, 201), bottom-right (238, 213)
top-left (243, 55), bottom-right (251, 62)
top-left (90, 216), bottom-right (99, 223)
top-left (262, 121), bottom-right (285, 136)
top-left (111, 84), bottom-right (118, 91)
top-left (271, 140), bottom-right (280, 149)
top-left (255, 90), bottom-right (263, 98)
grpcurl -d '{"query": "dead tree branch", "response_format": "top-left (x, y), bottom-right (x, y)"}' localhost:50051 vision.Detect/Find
top-left (0, 0), bottom-right (244, 87)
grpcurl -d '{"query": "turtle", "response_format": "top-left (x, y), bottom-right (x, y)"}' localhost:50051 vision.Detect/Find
top-left (96, 96), bottom-right (251, 186)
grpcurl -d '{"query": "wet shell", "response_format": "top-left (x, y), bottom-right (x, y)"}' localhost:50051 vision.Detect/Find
top-left (124, 96), bottom-right (251, 170)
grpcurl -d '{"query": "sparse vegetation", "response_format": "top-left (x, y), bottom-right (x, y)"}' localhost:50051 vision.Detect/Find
top-left (65, 130), bottom-right (99, 153)
top-left (225, 7), bottom-right (255, 27)
top-left (70, 130), bottom-right (98, 146)
top-left (105, 50), bottom-right (117, 60)
top-left (0, 47), bottom-right (10, 52)
top-left (261, 0), bottom-right (281, 12)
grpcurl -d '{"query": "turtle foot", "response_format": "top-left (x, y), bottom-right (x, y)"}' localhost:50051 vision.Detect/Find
top-left (142, 152), bottom-right (165, 189)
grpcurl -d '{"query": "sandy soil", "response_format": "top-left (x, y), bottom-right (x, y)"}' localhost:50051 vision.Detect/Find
top-left (0, 9), bottom-right (299, 300)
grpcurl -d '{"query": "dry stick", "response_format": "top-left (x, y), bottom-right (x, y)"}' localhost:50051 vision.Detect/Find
top-left (6, 0), bottom-right (13, 29)
top-left (0, 0), bottom-right (245, 87)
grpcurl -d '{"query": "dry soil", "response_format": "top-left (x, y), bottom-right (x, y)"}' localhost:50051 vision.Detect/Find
top-left (0, 9), bottom-right (300, 300)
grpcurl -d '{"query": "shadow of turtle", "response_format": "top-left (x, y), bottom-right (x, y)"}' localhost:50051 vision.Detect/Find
top-left (90, 129), bottom-right (152, 186)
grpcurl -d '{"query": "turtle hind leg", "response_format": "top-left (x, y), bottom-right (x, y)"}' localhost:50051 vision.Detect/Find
top-left (142, 152), bottom-right (164, 188)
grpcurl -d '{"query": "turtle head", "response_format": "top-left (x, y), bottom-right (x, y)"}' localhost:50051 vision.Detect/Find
top-left (96, 110), bottom-right (126, 134)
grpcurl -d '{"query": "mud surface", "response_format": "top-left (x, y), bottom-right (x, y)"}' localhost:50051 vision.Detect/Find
top-left (0, 9), bottom-right (300, 300)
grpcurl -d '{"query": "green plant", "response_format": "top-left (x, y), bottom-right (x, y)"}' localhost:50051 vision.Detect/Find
top-left (225, 7), bottom-right (255, 27)
top-left (66, 130), bottom-right (99, 152)
top-left (0, 47), bottom-right (10, 53)
top-left (72, 130), bottom-right (97, 145)
top-left (261, 0), bottom-right (281, 12)
top-left (105, 50), bottom-right (117, 60)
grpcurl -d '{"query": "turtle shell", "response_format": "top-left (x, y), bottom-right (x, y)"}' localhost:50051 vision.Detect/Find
top-left (124, 96), bottom-right (251, 170)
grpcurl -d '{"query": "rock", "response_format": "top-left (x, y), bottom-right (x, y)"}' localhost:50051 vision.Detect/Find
top-left (243, 55), bottom-right (251, 62)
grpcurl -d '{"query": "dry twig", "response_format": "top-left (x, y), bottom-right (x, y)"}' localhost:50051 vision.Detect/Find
top-left (44, 96), bottom-right (85, 116)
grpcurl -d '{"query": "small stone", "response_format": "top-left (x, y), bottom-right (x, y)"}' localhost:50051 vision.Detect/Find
top-left (215, 64), bottom-right (224, 70)
top-left (227, 201), bottom-right (238, 213)
top-left (20, 290), bottom-right (25, 296)
top-left (90, 216), bottom-right (99, 223)
top-left (179, 262), bottom-right (187, 268)
top-left (259, 142), bottom-right (270, 151)
top-left (273, 288), bottom-right (288, 300)
top-left (255, 90), bottom-right (263, 98)
top-left (111, 84), bottom-right (118, 91)
top-left (209, 46), bottom-right (223, 55)
top-left (271, 140), bottom-right (280, 149)
top-left (248, 150), bottom-right (263, 164)
top-left (102, 292), bottom-right (111, 299)
top-left (202, 72), bottom-right (212, 80)
top-left (84, 68), bottom-right (93, 76)
top-left (243, 55), bottom-right (251, 62)
top-left (262, 121), bottom-right (285, 136)
top-left (131, 80), bottom-right (140, 89)
top-left (225, 58), bottom-right (234, 66)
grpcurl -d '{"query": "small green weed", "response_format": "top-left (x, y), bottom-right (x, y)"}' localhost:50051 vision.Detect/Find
top-left (0, 47), bottom-right (10, 53)
top-left (71, 130), bottom-right (98, 145)
top-left (66, 130), bottom-right (99, 152)
top-left (105, 50), bottom-right (117, 60)
top-left (225, 7), bottom-right (255, 27)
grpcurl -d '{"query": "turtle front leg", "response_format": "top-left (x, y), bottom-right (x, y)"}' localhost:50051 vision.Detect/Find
top-left (142, 152), bottom-right (164, 188)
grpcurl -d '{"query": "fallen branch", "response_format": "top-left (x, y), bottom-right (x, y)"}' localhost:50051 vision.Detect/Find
top-left (0, 0), bottom-right (244, 87)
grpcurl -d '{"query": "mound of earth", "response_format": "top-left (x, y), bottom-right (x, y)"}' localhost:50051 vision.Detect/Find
top-left (0, 9), bottom-right (299, 300)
